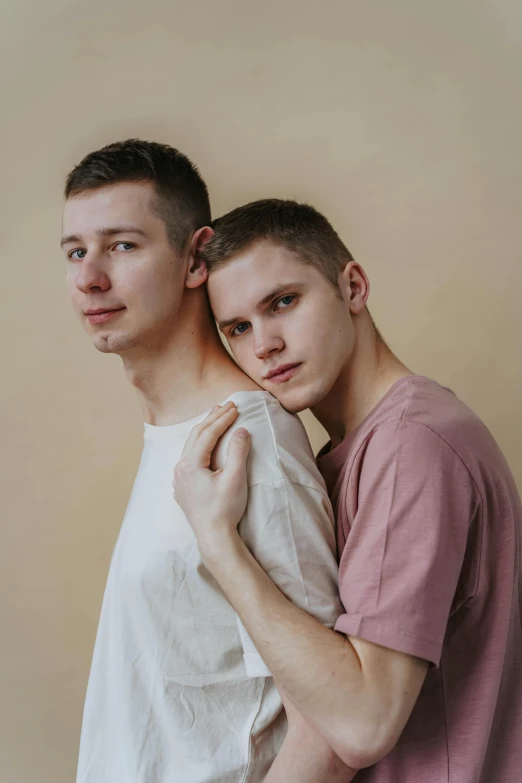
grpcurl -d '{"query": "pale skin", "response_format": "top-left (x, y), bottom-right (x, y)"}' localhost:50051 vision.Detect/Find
top-left (62, 184), bottom-right (351, 780)
top-left (173, 242), bottom-right (429, 774)
top-left (61, 182), bottom-right (257, 424)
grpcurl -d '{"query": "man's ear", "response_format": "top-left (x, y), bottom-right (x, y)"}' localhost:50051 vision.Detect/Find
top-left (185, 226), bottom-right (214, 289)
top-left (338, 260), bottom-right (370, 314)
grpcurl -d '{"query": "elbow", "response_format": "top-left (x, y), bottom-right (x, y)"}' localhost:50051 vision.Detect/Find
top-left (282, 713), bottom-right (356, 779)
top-left (330, 716), bottom-right (399, 770)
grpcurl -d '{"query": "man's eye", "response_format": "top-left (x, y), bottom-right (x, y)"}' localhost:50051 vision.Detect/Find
top-left (274, 295), bottom-right (295, 310)
top-left (114, 242), bottom-right (135, 251)
top-left (69, 248), bottom-right (87, 260)
top-left (230, 322), bottom-right (250, 337)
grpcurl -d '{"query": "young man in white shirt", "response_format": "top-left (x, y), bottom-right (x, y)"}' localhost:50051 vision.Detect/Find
top-left (61, 141), bottom-right (346, 783)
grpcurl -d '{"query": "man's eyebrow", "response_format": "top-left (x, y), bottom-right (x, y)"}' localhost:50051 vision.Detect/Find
top-left (60, 234), bottom-right (80, 247)
top-left (60, 226), bottom-right (148, 248)
top-left (217, 282), bottom-right (304, 330)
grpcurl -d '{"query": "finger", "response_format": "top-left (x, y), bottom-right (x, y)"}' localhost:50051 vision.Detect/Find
top-left (188, 407), bottom-right (240, 468)
top-left (180, 402), bottom-right (236, 459)
top-left (223, 428), bottom-right (251, 484)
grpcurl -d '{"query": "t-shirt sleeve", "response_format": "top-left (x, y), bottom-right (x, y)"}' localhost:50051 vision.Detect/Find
top-left (334, 420), bottom-right (477, 667)
top-left (237, 480), bottom-right (343, 677)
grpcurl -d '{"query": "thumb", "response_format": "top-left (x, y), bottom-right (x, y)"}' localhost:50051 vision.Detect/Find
top-left (223, 428), bottom-right (251, 482)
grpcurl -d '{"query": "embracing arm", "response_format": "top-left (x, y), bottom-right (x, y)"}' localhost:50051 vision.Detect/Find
top-left (173, 403), bottom-right (429, 770)
top-left (265, 691), bottom-right (357, 782)
top-left (202, 532), bottom-right (428, 770)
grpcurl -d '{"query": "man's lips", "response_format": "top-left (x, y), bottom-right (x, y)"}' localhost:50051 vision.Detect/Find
top-left (264, 363), bottom-right (302, 384)
top-left (84, 307), bottom-right (126, 325)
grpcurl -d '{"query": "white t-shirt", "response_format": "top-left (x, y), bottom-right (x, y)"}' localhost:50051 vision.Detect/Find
top-left (77, 391), bottom-right (341, 783)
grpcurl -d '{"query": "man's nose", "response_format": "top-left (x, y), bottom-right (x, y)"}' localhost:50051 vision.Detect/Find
top-left (253, 329), bottom-right (284, 360)
top-left (75, 253), bottom-right (111, 294)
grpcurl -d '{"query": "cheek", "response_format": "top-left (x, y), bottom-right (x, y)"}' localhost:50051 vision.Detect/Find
top-left (127, 265), bottom-right (176, 307)
top-left (66, 275), bottom-right (81, 307)
top-left (66, 265), bottom-right (77, 287)
top-left (231, 341), bottom-right (259, 377)
top-left (287, 302), bottom-right (328, 347)
top-left (295, 300), bottom-right (347, 357)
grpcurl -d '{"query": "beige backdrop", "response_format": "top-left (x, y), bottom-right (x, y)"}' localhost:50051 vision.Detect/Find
top-left (1, 1), bottom-right (521, 781)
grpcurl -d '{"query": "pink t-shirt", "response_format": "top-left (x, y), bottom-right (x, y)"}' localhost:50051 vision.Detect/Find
top-left (317, 376), bottom-right (522, 783)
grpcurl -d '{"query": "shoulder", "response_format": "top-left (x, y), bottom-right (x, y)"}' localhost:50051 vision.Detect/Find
top-left (319, 377), bottom-right (482, 495)
top-left (217, 391), bottom-right (327, 492)
top-left (323, 379), bottom-right (479, 494)
top-left (394, 377), bottom-right (506, 482)
top-left (348, 376), bottom-right (493, 470)
top-left (400, 377), bottom-right (483, 434)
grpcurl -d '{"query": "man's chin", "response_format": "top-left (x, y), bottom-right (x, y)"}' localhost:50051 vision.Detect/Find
top-left (265, 385), bottom-right (312, 415)
top-left (90, 331), bottom-right (132, 355)
top-left (93, 340), bottom-right (115, 354)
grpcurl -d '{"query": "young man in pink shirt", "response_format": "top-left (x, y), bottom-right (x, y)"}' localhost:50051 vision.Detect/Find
top-left (174, 199), bottom-right (522, 782)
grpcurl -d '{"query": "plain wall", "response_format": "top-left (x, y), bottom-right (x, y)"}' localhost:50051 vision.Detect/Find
top-left (1, 1), bottom-right (521, 780)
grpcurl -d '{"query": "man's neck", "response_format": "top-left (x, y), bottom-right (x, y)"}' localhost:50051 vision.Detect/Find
top-left (312, 320), bottom-right (413, 448)
top-left (121, 303), bottom-right (257, 426)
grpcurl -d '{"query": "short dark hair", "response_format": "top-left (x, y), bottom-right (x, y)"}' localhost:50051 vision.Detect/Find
top-left (65, 139), bottom-right (211, 249)
top-left (202, 199), bottom-right (354, 286)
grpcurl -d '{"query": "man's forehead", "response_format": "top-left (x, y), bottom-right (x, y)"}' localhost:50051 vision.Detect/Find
top-left (208, 241), bottom-right (313, 316)
top-left (237, 239), bottom-right (301, 265)
top-left (214, 242), bottom-right (304, 283)
top-left (62, 182), bottom-right (156, 233)
top-left (211, 276), bottom-right (306, 329)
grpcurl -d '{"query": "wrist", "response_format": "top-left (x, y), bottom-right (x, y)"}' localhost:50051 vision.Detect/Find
top-left (198, 528), bottom-right (246, 574)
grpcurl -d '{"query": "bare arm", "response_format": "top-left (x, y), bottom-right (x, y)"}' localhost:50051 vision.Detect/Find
top-left (203, 533), bottom-right (427, 769)
top-left (173, 404), bottom-right (428, 769)
top-left (265, 688), bottom-right (358, 782)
